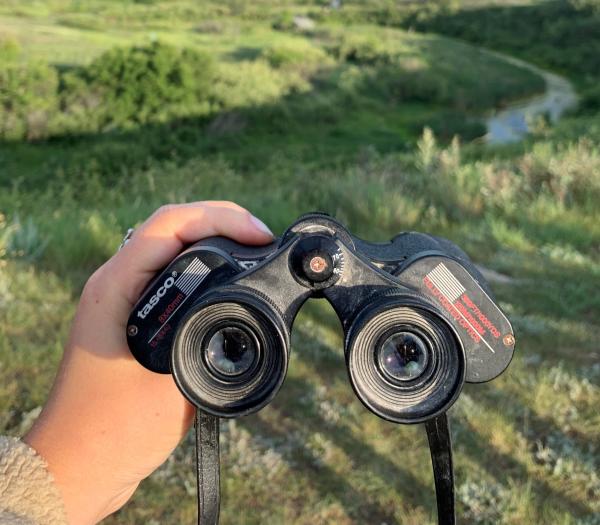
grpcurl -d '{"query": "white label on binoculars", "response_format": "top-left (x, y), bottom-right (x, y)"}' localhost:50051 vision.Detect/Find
top-left (174, 257), bottom-right (210, 295)
top-left (424, 263), bottom-right (500, 353)
top-left (141, 258), bottom-right (211, 344)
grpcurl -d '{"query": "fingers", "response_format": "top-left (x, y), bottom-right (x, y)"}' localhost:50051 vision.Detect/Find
top-left (93, 202), bottom-right (274, 309)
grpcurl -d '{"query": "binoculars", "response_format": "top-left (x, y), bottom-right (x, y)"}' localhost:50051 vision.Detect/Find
top-left (127, 212), bottom-right (515, 524)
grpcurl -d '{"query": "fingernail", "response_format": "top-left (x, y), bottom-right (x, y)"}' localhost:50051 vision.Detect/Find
top-left (250, 215), bottom-right (274, 237)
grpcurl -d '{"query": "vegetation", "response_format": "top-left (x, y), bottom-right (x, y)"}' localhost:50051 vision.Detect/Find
top-left (0, 60), bottom-right (58, 140)
top-left (401, 0), bottom-right (600, 82)
top-left (0, 1), bottom-right (598, 524)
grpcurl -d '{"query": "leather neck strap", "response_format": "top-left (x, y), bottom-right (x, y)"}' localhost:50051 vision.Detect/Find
top-left (425, 413), bottom-right (455, 525)
top-left (195, 411), bottom-right (220, 525)
top-left (195, 410), bottom-right (455, 525)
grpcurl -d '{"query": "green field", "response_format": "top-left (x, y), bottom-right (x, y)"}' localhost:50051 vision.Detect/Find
top-left (0, 1), bottom-right (599, 524)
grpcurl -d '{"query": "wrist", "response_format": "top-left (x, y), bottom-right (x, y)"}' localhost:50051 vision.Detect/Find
top-left (24, 409), bottom-right (138, 525)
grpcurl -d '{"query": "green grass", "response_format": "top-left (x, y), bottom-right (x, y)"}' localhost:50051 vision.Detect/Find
top-left (1, 1), bottom-right (599, 524)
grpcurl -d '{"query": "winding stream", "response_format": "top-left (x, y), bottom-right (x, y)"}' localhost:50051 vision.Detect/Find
top-left (483, 51), bottom-right (578, 144)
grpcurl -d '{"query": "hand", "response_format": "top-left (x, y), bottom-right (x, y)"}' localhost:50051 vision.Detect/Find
top-left (24, 202), bottom-right (274, 524)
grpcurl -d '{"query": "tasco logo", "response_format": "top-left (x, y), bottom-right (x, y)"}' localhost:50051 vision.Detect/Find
top-left (137, 276), bottom-right (175, 319)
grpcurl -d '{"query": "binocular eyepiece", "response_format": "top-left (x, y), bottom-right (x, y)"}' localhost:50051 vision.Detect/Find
top-left (171, 291), bottom-right (288, 417)
top-left (126, 212), bottom-right (515, 525)
top-left (170, 290), bottom-right (465, 425)
top-left (346, 295), bottom-right (465, 424)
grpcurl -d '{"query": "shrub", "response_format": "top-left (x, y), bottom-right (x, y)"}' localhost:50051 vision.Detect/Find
top-left (0, 214), bottom-right (11, 263)
top-left (0, 62), bottom-right (59, 140)
top-left (55, 70), bottom-right (106, 135)
top-left (356, 64), bottom-right (448, 105)
top-left (517, 138), bottom-right (600, 208)
top-left (330, 33), bottom-right (394, 64)
top-left (261, 40), bottom-right (329, 74)
top-left (213, 61), bottom-right (309, 110)
top-left (77, 41), bottom-right (215, 127)
top-left (271, 12), bottom-right (296, 32)
top-left (0, 214), bottom-right (48, 262)
top-left (410, 129), bottom-right (484, 220)
top-left (0, 42), bottom-right (218, 140)
top-left (457, 479), bottom-right (511, 524)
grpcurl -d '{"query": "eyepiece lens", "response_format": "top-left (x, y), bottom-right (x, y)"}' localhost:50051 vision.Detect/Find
top-left (378, 331), bottom-right (429, 381)
top-left (205, 326), bottom-right (257, 377)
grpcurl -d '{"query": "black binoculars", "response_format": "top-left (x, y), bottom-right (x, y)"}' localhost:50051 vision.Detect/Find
top-left (127, 212), bottom-right (515, 525)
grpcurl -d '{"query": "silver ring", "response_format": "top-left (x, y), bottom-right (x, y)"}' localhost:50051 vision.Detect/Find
top-left (118, 228), bottom-right (135, 251)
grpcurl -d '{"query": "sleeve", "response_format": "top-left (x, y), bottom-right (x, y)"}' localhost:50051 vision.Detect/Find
top-left (0, 437), bottom-right (68, 525)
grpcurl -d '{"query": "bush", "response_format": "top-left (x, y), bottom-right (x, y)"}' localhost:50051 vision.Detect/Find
top-left (55, 70), bottom-right (106, 135)
top-left (457, 479), bottom-right (510, 524)
top-left (271, 12), bottom-right (295, 32)
top-left (330, 33), bottom-right (394, 65)
top-left (261, 41), bottom-right (329, 74)
top-left (0, 42), bottom-right (218, 140)
top-left (0, 215), bottom-right (48, 262)
top-left (516, 138), bottom-right (600, 209)
top-left (76, 41), bottom-right (215, 127)
top-left (213, 60), bottom-right (310, 110)
top-left (0, 214), bottom-right (11, 262)
top-left (355, 64), bottom-right (448, 105)
top-left (0, 62), bottom-right (59, 141)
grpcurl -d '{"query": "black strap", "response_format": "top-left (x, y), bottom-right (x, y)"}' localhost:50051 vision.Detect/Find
top-left (425, 413), bottom-right (455, 525)
top-left (194, 410), bottom-right (454, 525)
top-left (195, 411), bottom-right (220, 525)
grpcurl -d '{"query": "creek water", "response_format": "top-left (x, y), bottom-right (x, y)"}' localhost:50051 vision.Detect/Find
top-left (483, 51), bottom-right (578, 145)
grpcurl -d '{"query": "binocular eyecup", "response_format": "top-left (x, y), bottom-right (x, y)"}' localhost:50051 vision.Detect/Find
top-left (172, 289), bottom-right (464, 425)
top-left (346, 295), bottom-right (465, 424)
top-left (171, 290), bottom-right (289, 418)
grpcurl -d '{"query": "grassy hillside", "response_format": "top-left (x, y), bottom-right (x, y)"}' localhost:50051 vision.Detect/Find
top-left (0, 5), bottom-right (544, 180)
top-left (0, 1), bottom-right (599, 524)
